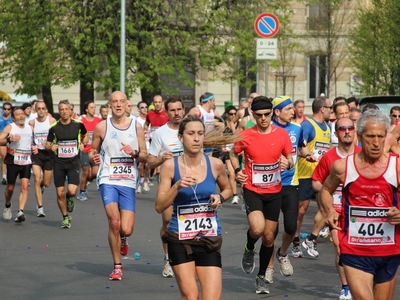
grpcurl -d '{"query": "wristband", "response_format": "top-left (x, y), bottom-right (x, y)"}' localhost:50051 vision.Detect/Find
top-left (6, 136), bottom-right (11, 144)
top-left (133, 150), bottom-right (139, 159)
top-left (234, 168), bottom-right (241, 175)
top-left (218, 193), bottom-right (225, 203)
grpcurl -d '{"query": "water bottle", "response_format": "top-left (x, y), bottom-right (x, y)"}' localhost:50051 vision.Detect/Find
top-left (134, 252), bottom-right (141, 260)
top-left (299, 232), bottom-right (309, 239)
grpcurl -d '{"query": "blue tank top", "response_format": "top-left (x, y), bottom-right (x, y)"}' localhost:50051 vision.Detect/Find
top-left (168, 155), bottom-right (221, 236)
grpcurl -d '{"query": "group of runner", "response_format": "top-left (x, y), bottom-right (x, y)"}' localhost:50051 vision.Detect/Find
top-left (1, 92), bottom-right (400, 300)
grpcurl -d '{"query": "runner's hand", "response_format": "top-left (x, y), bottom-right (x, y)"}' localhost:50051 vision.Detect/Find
top-left (209, 194), bottom-right (222, 209)
top-left (31, 145), bottom-right (39, 155)
top-left (162, 152), bottom-right (173, 162)
top-left (326, 211), bottom-right (342, 231)
top-left (51, 143), bottom-right (58, 152)
top-left (177, 175), bottom-right (197, 189)
top-left (235, 170), bottom-right (247, 185)
top-left (92, 149), bottom-right (101, 165)
top-left (120, 142), bottom-right (134, 156)
top-left (387, 206), bottom-right (400, 225)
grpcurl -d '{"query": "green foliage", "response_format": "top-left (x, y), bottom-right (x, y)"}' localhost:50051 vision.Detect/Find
top-left (349, 0), bottom-right (400, 95)
top-left (0, 0), bottom-right (296, 102)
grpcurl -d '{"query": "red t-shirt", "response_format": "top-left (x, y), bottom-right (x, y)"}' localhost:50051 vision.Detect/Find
top-left (312, 146), bottom-right (361, 213)
top-left (233, 125), bottom-right (292, 194)
top-left (81, 116), bottom-right (101, 153)
top-left (146, 110), bottom-right (168, 128)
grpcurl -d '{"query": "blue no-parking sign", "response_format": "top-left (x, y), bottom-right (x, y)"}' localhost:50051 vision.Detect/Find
top-left (254, 12), bottom-right (280, 38)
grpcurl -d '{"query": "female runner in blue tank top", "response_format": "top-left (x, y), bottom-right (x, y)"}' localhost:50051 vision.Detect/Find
top-left (155, 115), bottom-right (233, 300)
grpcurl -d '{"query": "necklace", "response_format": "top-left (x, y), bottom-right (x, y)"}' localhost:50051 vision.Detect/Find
top-left (183, 154), bottom-right (203, 205)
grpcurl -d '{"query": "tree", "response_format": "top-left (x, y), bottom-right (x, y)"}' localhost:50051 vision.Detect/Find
top-left (299, 0), bottom-right (356, 98)
top-left (349, 0), bottom-right (400, 95)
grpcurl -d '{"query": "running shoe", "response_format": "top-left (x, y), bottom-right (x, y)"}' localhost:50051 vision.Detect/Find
top-left (291, 243), bottom-right (304, 258)
top-left (37, 207), bottom-right (46, 217)
top-left (14, 211), bottom-right (25, 223)
top-left (255, 275), bottom-right (269, 294)
top-left (241, 242), bottom-right (256, 274)
top-left (120, 237), bottom-right (129, 256)
top-left (143, 181), bottom-right (150, 192)
top-left (136, 184), bottom-right (142, 194)
top-left (77, 192), bottom-right (88, 201)
top-left (148, 180), bottom-right (154, 187)
top-left (276, 248), bottom-right (293, 276)
top-left (162, 259), bottom-right (175, 278)
top-left (339, 286), bottom-right (353, 300)
top-left (302, 239), bottom-right (319, 257)
top-left (109, 265), bottom-right (123, 281)
top-left (3, 207), bottom-right (12, 220)
top-left (61, 216), bottom-right (71, 228)
top-left (319, 226), bottom-right (330, 238)
top-left (265, 267), bottom-right (274, 283)
top-left (231, 195), bottom-right (239, 204)
top-left (67, 196), bottom-right (75, 212)
top-left (2, 178), bottom-right (7, 185)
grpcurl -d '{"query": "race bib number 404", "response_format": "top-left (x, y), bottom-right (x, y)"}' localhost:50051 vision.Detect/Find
top-left (348, 206), bottom-right (395, 246)
top-left (109, 157), bottom-right (136, 180)
top-left (34, 132), bottom-right (48, 149)
top-left (58, 140), bottom-right (78, 158)
top-left (177, 204), bottom-right (218, 240)
top-left (313, 141), bottom-right (330, 159)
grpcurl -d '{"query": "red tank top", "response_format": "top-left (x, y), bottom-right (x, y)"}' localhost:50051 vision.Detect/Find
top-left (339, 153), bottom-right (400, 256)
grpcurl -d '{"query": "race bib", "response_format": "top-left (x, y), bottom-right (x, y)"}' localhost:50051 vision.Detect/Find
top-left (252, 161), bottom-right (281, 188)
top-left (313, 141), bottom-right (330, 159)
top-left (177, 204), bottom-right (218, 240)
top-left (333, 185), bottom-right (343, 211)
top-left (34, 132), bottom-right (48, 149)
top-left (109, 157), bottom-right (136, 180)
top-left (14, 149), bottom-right (31, 165)
top-left (348, 206), bottom-right (395, 246)
top-left (88, 132), bottom-right (93, 144)
top-left (58, 140), bottom-right (78, 158)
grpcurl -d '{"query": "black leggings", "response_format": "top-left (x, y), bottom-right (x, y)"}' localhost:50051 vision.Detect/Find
top-left (274, 185), bottom-right (299, 237)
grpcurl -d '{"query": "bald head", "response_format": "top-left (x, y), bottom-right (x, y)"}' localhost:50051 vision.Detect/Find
top-left (109, 91), bottom-right (127, 102)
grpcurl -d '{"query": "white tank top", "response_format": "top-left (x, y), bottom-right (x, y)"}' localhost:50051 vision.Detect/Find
top-left (7, 123), bottom-right (33, 165)
top-left (197, 105), bottom-right (215, 133)
top-left (33, 116), bottom-right (51, 150)
top-left (97, 118), bottom-right (139, 188)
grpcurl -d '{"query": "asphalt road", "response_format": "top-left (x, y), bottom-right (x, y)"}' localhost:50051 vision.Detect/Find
top-left (1, 179), bottom-right (399, 300)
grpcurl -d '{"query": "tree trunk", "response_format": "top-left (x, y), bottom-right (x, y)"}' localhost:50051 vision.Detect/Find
top-left (80, 79), bottom-right (94, 115)
top-left (41, 83), bottom-right (54, 115)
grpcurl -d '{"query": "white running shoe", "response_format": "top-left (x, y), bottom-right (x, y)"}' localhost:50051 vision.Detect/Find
top-left (162, 259), bottom-right (175, 278)
top-left (302, 239), bottom-right (319, 257)
top-left (37, 207), bottom-right (46, 217)
top-left (143, 181), bottom-right (150, 192)
top-left (136, 184), bottom-right (142, 194)
top-left (14, 210), bottom-right (25, 223)
top-left (3, 207), bottom-right (12, 220)
top-left (319, 226), bottom-right (330, 238)
top-left (77, 192), bottom-right (88, 201)
top-left (276, 250), bottom-right (293, 276)
top-left (339, 286), bottom-right (353, 300)
top-left (231, 195), bottom-right (239, 204)
top-left (265, 267), bottom-right (274, 283)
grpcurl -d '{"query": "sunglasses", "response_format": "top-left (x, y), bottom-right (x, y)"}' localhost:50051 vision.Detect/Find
top-left (337, 125), bottom-right (355, 132)
top-left (140, 106), bottom-right (148, 109)
top-left (227, 112), bottom-right (236, 116)
top-left (391, 114), bottom-right (400, 118)
top-left (3, 108), bottom-right (11, 111)
top-left (36, 107), bottom-right (46, 110)
top-left (324, 106), bottom-right (332, 109)
top-left (253, 111), bottom-right (272, 118)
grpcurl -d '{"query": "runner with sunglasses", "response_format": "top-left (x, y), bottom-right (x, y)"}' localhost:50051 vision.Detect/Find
top-left (0, 102), bottom-right (13, 185)
top-left (230, 96), bottom-right (294, 294)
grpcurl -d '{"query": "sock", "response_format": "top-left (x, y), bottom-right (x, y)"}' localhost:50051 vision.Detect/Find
top-left (5, 203), bottom-right (11, 208)
top-left (140, 177), bottom-right (145, 184)
top-left (246, 229), bottom-right (259, 251)
top-left (258, 244), bottom-right (274, 276)
top-left (19, 209), bottom-right (24, 213)
top-left (63, 215), bottom-right (69, 219)
top-left (81, 189), bottom-right (86, 193)
top-left (66, 193), bottom-right (72, 198)
top-left (114, 263), bottom-right (122, 266)
top-left (293, 236), bottom-right (300, 244)
top-left (308, 234), bottom-right (317, 241)
top-left (38, 205), bottom-right (43, 209)
top-left (2, 175), bottom-right (6, 179)
top-left (342, 285), bottom-right (348, 289)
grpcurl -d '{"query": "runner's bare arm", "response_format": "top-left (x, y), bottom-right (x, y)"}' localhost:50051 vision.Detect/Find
top-left (319, 160), bottom-right (345, 230)
top-left (135, 120), bottom-right (148, 163)
top-left (0, 125), bottom-right (12, 146)
top-left (88, 121), bottom-right (105, 164)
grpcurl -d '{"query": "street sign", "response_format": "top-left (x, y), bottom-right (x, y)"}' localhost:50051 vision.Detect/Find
top-left (256, 38), bottom-right (278, 60)
top-left (254, 12), bottom-right (280, 38)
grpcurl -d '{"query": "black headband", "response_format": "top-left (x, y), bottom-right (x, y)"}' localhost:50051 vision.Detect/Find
top-left (251, 100), bottom-right (272, 111)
